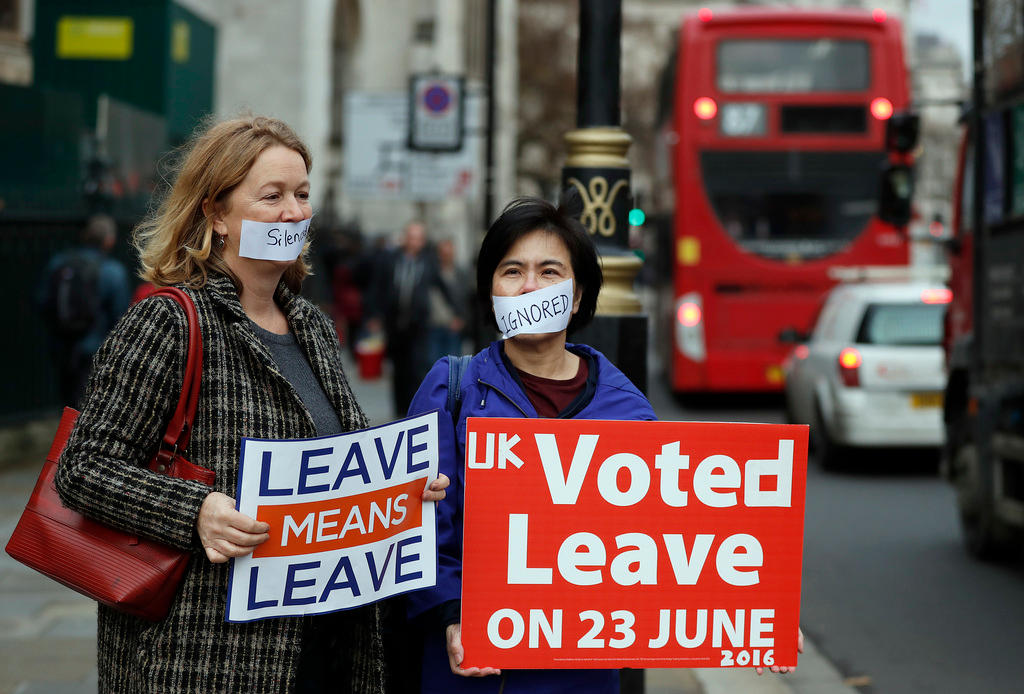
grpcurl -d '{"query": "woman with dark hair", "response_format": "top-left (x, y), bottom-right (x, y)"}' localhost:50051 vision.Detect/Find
top-left (404, 196), bottom-right (656, 693)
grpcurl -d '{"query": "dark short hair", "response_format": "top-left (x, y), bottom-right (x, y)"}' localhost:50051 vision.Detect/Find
top-left (476, 195), bottom-right (603, 334)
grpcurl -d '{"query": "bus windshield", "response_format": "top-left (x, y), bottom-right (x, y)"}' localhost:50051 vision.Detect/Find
top-left (700, 150), bottom-right (887, 259)
top-left (717, 39), bottom-right (870, 93)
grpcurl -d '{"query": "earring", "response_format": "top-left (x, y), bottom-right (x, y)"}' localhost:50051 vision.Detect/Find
top-left (214, 234), bottom-right (225, 249)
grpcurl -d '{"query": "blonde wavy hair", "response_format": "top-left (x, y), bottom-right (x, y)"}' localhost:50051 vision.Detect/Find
top-left (134, 115), bottom-right (313, 291)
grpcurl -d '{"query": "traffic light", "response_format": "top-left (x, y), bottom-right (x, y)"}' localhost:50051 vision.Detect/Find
top-left (877, 111), bottom-right (918, 229)
top-left (886, 112), bottom-right (920, 153)
top-left (629, 193), bottom-right (646, 227)
top-left (877, 163), bottom-right (913, 227)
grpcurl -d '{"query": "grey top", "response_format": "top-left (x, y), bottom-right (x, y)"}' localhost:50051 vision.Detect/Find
top-left (249, 320), bottom-right (343, 437)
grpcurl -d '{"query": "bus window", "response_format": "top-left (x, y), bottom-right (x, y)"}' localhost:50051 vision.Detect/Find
top-left (983, 112), bottom-right (1006, 225)
top-left (1012, 105), bottom-right (1024, 217)
top-left (717, 39), bottom-right (870, 93)
top-left (780, 105), bottom-right (867, 134)
top-left (700, 150), bottom-right (886, 259)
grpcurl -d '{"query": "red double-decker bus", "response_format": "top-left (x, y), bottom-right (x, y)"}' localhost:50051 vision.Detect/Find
top-left (655, 8), bottom-right (911, 393)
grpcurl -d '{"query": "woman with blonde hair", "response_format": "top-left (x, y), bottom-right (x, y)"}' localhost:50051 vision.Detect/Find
top-left (56, 114), bottom-right (447, 693)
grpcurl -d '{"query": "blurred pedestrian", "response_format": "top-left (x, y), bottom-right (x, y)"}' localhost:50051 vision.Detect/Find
top-left (405, 196), bottom-right (657, 694)
top-left (330, 225), bottom-right (368, 350)
top-left (427, 237), bottom-right (469, 360)
top-left (54, 114), bottom-right (448, 694)
top-left (38, 214), bottom-right (131, 408)
top-left (365, 220), bottom-right (455, 416)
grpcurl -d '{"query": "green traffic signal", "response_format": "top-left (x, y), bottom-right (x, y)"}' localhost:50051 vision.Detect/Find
top-left (628, 208), bottom-right (646, 227)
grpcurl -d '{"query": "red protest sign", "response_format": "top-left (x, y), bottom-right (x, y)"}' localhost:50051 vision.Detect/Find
top-left (460, 418), bottom-right (807, 670)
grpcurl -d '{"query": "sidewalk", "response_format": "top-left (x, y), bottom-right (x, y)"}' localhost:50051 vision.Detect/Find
top-left (0, 356), bottom-right (858, 694)
top-left (0, 457), bottom-right (98, 694)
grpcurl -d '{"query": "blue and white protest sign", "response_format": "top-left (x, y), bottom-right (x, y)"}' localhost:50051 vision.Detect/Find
top-left (226, 411), bottom-right (440, 622)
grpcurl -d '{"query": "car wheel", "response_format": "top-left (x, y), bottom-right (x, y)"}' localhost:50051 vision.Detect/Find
top-left (812, 401), bottom-right (843, 471)
top-left (951, 435), bottom-right (1013, 560)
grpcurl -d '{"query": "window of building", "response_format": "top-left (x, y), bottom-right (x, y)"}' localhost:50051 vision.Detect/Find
top-left (0, 0), bottom-right (18, 34)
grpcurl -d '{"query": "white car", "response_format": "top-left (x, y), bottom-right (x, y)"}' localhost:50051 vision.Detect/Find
top-left (783, 281), bottom-right (949, 468)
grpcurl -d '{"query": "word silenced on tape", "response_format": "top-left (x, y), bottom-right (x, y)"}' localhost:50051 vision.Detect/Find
top-left (227, 411), bottom-right (440, 622)
top-left (460, 417), bottom-right (808, 670)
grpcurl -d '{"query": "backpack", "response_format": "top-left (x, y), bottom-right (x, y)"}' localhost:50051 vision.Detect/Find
top-left (446, 354), bottom-right (472, 421)
top-left (43, 251), bottom-right (102, 337)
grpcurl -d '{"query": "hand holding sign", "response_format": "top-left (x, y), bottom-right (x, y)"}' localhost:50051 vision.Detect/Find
top-left (446, 623), bottom-right (502, 678)
top-left (756, 628), bottom-right (804, 675)
top-left (197, 491), bottom-right (270, 563)
top-left (422, 474), bottom-right (450, 502)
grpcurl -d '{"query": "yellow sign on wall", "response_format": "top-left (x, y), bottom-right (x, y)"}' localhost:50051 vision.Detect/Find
top-left (57, 16), bottom-right (133, 60)
top-left (172, 20), bottom-right (190, 63)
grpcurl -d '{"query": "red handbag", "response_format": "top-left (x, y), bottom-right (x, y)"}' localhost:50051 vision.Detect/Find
top-left (5, 287), bottom-right (215, 621)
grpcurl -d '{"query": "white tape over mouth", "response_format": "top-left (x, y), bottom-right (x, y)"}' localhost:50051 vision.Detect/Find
top-left (239, 217), bottom-right (313, 261)
top-left (492, 279), bottom-right (574, 339)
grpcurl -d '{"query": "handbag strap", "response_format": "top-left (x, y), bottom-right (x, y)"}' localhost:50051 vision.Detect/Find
top-left (149, 287), bottom-right (202, 455)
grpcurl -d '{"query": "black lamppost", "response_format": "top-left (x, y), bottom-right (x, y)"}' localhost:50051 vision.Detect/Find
top-left (563, 0), bottom-right (647, 397)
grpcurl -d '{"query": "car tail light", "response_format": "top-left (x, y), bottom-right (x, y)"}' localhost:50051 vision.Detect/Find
top-left (838, 347), bottom-right (862, 387)
top-left (870, 98), bottom-right (894, 120)
top-left (921, 288), bottom-right (952, 304)
top-left (694, 97), bottom-right (718, 120)
top-left (872, 8), bottom-right (887, 22)
top-left (794, 345), bottom-right (810, 360)
top-left (698, 7), bottom-right (713, 21)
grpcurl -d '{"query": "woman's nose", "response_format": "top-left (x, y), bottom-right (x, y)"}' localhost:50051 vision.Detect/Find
top-left (281, 195), bottom-right (306, 222)
top-left (521, 273), bottom-right (539, 293)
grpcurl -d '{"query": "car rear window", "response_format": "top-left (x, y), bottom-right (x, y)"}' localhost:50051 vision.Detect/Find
top-left (855, 303), bottom-right (946, 346)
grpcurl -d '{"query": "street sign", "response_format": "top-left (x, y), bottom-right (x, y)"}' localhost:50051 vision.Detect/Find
top-left (408, 73), bottom-right (465, 152)
top-left (343, 91), bottom-right (482, 201)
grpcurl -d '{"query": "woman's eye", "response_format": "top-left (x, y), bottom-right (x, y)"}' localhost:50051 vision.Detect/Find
top-left (264, 193), bottom-right (280, 201)
top-left (297, 191), bottom-right (310, 201)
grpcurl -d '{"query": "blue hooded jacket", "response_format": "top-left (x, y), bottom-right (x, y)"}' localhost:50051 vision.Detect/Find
top-left (406, 340), bottom-right (657, 694)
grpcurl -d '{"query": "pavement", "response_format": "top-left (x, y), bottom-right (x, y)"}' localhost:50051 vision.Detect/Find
top-left (0, 354), bottom-right (859, 694)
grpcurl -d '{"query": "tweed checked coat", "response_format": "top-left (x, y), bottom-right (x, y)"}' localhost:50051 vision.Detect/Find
top-left (56, 273), bottom-right (386, 694)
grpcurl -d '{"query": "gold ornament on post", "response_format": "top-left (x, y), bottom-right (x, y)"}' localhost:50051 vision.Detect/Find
top-left (566, 176), bottom-right (628, 238)
top-left (563, 127), bottom-right (641, 316)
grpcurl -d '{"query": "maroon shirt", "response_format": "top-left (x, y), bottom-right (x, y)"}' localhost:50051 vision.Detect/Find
top-left (515, 357), bottom-right (589, 418)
